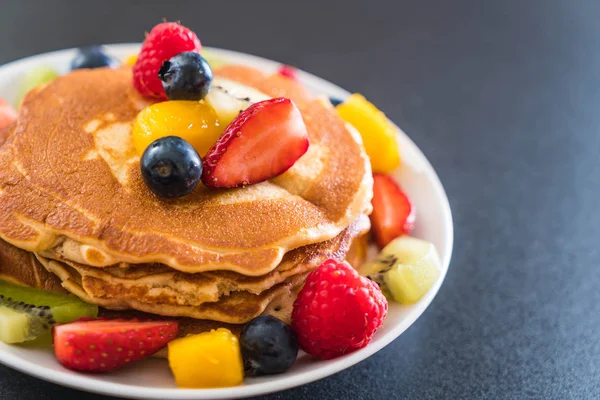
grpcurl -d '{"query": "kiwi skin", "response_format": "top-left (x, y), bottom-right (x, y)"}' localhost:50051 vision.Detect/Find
top-left (0, 279), bottom-right (98, 324)
top-left (0, 294), bottom-right (56, 328)
top-left (0, 280), bottom-right (98, 344)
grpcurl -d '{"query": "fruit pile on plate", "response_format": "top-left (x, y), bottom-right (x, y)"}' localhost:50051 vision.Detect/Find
top-left (0, 21), bottom-right (442, 389)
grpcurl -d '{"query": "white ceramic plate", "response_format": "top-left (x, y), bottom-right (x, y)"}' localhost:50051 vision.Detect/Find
top-left (0, 44), bottom-right (453, 399)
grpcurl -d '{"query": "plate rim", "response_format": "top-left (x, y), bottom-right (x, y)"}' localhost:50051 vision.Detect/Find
top-left (0, 43), bottom-right (454, 399)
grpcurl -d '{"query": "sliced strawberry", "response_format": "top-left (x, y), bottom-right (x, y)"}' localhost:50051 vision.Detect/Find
top-left (277, 65), bottom-right (298, 81)
top-left (52, 318), bottom-right (178, 372)
top-left (0, 98), bottom-right (17, 130)
top-left (370, 173), bottom-right (415, 249)
top-left (202, 97), bottom-right (309, 188)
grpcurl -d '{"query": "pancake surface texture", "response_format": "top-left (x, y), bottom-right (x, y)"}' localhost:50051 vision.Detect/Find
top-left (0, 66), bottom-right (372, 276)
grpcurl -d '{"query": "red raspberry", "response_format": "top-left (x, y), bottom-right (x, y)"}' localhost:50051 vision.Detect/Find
top-left (292, 259), bottom-right (388, 360)
top-left (133, 22), bottom-right (202, 99)
top-left (277, 65), bottom-right (298, 81)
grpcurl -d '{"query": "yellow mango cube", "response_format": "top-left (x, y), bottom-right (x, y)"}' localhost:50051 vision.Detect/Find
top-left (168, 328), bottom-right (244, 388)
top-left (336, 94), bottom-right (401, 173)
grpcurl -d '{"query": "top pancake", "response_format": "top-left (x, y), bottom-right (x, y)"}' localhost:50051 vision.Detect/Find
top-left (0, 66), bottom-right (372, 276)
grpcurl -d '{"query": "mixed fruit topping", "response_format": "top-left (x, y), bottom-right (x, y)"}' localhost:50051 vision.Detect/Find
top-left (0, 20), bottom-right (445, 389)
top-left (128, 21), bottom-right (310, 196)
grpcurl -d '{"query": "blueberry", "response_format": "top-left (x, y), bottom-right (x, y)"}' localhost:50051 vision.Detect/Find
top-left (70, 46), bottom-right (119, 70)
top-left (240, 315), bottom-right (299, 376)
top-left (140, 136), bottom-right (202, 198)
top-left (159, 52), bottom-right (213, 101)
top-left (329, 97), bottom-right (344, 107)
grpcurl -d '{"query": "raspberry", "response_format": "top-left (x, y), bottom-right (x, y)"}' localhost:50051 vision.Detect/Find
top-left (277, 65), bottom-right (298, 81)
top-left (133, 22), bottom-right (202, 99)
top-left (291, 259), bottom-right (388, 360)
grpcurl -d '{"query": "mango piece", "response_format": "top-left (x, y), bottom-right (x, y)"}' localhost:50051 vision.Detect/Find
top-left (168, 328), bottom-right (244, 388)
top-left (336, 94), bottom-right (401, 173)
top-left (132, 100), bottom-right (221, 157)
top-left (124, 54), bottom-right (138, 66)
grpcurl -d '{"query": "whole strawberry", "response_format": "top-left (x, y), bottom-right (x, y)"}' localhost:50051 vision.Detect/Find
top-left (292, 259), bottom-right (388, 360)
top-left (133, 22), bottom-right (202, 99)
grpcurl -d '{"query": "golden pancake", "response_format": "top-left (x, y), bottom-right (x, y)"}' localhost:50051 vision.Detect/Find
top-left (0, 236), bottom-right (65, 293)
top-left (33, 216), bottom-right (368, 323)
top-left (0, 124), bottom-right (13, 147)
top-left (36, 215), bottom-right (369, 308)
top-left (0, 67), bottom-right (372, 276)
top-left (36, 253), bottom-right (307, 324)
top-left (0, 233), bottom-right (368, 326)
top-left (0, 236), bottom-right (301, 325)
top-left (345, 232), bottom-right (369, 270)
top-left (0, 237), bottom-right (300, 359)
top-left (0, 234), bottom-right (368, 357)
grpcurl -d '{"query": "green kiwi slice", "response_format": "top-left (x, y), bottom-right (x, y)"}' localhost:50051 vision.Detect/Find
top-left (0, 280), bottom-right (98, 344)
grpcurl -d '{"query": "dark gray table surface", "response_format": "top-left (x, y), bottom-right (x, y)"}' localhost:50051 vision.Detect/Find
top-left (1, 0), bottom-right (599, 399)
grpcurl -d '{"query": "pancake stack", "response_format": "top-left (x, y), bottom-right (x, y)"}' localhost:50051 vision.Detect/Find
top-left (0, 65), bottom-right (373, 335)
